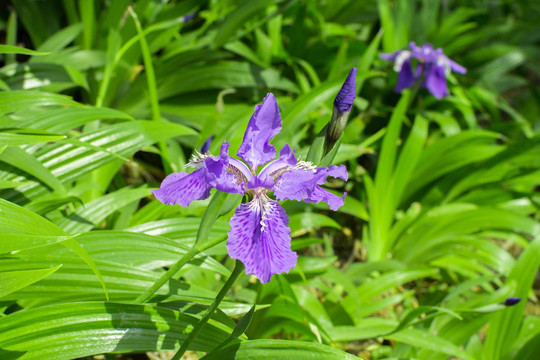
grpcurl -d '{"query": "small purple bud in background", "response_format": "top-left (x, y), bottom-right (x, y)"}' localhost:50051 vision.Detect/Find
top-left (182, 13), bottom-right (197, 22)
top-left (200, 136), bottom-right (213, 153)
top-left (504, 297), bottom-right (521, 306)
top-left (326, 67), bottom-right (357, 153)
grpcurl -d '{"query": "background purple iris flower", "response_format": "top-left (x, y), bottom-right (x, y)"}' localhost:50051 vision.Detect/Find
top-left (152, 93), bottom-right (348, 283)
top-left (381, 42), bottom-right (466, 99)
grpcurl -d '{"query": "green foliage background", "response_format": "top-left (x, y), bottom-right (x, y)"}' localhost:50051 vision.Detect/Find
top-left (0, 0), bottom-right (539, 359)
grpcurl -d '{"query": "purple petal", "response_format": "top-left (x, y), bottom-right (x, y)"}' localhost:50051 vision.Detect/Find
top-left (204, 143), bottom-right (247, 194)
top-left (333, 68), bottom-right (357, 113)
top-left (152, 169), bottom-right (211, 206)
top-left (424, 64), bottom-right (448, 99)
top-left (308, 187), bottom-right (347, 211)
top-left (380, 51), bottom-right (399, 61)
top-left (237, 93), bottom-right (282, 170)
top-left (227, 196), bottom-right (298, 283)
top-left (446, 57), bottom-right (467, 74)
top-left (258, 144), bottom-right (298, 186)
top-left (274, 164), bottom-right (348, 211)
top-left (395, 58), bottom-right (418, 93)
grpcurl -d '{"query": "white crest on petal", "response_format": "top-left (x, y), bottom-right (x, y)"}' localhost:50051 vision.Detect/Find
top-left (257, 193), bottom-right (271, 233)
top-left (186, 150), bottom-right (213, 169)
top-left (436, 56), bottom-right (452, 76)
top-left (294, 160), bottom-right (316, 171)
top-left (394, 50), bottom-right (411, 72)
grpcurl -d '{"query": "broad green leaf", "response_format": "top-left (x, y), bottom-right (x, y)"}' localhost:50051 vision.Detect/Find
top-left (4, 106), bottom-right (132, 133)
top-left (55, 186), bottom-right (150, 234)
top-left (0, 44), bottom-right (49, 56)
top-left (24, 196), bottom-right (82, 215)
top-left (58, 231), bottom-right (230, 275)
top-left (483, 239), bottom-right (540, 360)
top-left (126, 218), bottom-right (230, 252)
top-left (201, 339), bottom-right (361, 360)
top-left (1, 120), bottom-right (196, 204)
top-left (0, 146), bottom-right (65, 193)
top-left (0, 255), bottom-right (217, 306)
top-left (35, 23), bottom-right (85, 53)
top-left (387, 328), bottom-right (474, 360)
top-left (289, 213), bottom-right (341, 235)
top-left (0, 63), bottom-right (88, 92)
top-left (328, 318), bottom-right (397, 341)
top-left (0, 302), bottom-right (237, 359)
top-left (0, 90), bottom-right (80, 116)
top-left (194, 191), bottom-right (230, 251)
top-left (213, 0), bottom-right (274, 48)
top-left (0, 265), bottom-right (61, 298)
top-left (368, 91), bottom-right (410, 261)
top-left (0, 198), bottom-right (71, 253)
top-left (0, 133), bottom-right (65, 145)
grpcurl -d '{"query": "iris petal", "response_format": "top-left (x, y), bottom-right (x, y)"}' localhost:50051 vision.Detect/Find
top-left (227, 196), bottom-right (297, 283)
top-left (395, 58), bottom-right (418, 93)
top-left (258, 144), bottom-right (297, 186)
top-left (204, 143), bottom-right (247, 194)
top-left (237, 93), bottom-right (282, 169)
top-left (274, 164), bottom-right (348, 211)
top-left (424, 64), bottom-right (448, 99)
top-left (152, 169), bottom-right (212, 206)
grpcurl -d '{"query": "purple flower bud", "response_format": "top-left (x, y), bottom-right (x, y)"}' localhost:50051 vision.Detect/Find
top-left (333, 67), bottom-right (357, 113)
top-left (326, 68), bottom-right (357, 153)
top-left (504, 297), bottom-right (521, 306)
top-left (200, 136), bottom-right (213, 153)
top-left (182, 13), bottom-right (197, 22)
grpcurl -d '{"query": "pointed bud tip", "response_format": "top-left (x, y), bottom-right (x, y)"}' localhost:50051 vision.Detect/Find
top-left (200, 136), bottom-right (213, 153)
top-left (504, 297), bottom-right (521, 306)
top-left (333, 67), bottom-right (357, 113)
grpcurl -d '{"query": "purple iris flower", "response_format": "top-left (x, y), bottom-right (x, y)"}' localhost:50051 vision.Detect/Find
top-left (152, 93), bottom-right (348, 283)
top-left (380, 42), bottom-right (466, 99)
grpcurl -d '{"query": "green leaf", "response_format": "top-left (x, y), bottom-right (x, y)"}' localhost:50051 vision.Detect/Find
top-left (0, 255), bottom-right (217, 306)
top-left (0, 265), bottom-right (61, 298)
top-left (0, 44), bottom-right (49, 56)
top-left (328, 318), bottom-right (397, 341)
top-left (55, 186), bottom-right (150, 234)
top-left (387, 328), bottom-right (474, 360)
top-left (34, 23), bottom-right (85, 53)
top-left (201, 339), bottom-right (361, 360)
top-left (483, 239), bottom-right (540, 360)
top-left (194, 191), bottom-right (230, 251)
top-left (289, 213), bottom-right (341, 235)
top-left (0, 90), bottom-right (81, 116)
top-left (0, 302), bottom-right (237, 359)
top-left (0, 198), bottom-right (71, 253)
top-left (0, 147), bottom-right (65, 193)
top-left (1, 120), bottom-right (195, 204)
top-left (0, 133), bottom-right (65, 145)
top-left (213, 0), bottom-right (274, 48)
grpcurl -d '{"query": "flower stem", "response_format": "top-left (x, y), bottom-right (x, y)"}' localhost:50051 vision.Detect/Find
top-left (133, 247), bottom-right (198, 304)
top-left (171, 261), bottom-right (245, 360)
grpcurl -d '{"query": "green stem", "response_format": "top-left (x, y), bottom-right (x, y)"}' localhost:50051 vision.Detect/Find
top-left (133, 233), bottom-right (228, 304)
top-left (134, 247), bottom-right (198, 304)
top-left (171, 261), bottom-right (245, 360)
top-left (127, 6), bottom-right (172, 174)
